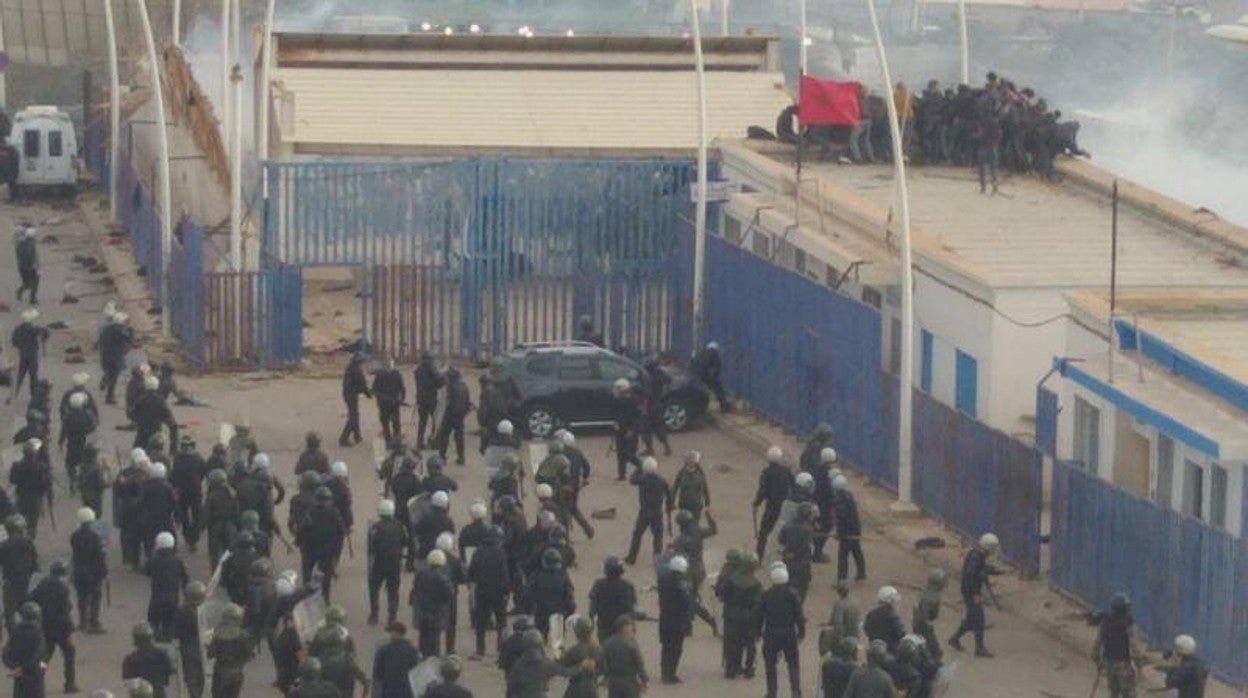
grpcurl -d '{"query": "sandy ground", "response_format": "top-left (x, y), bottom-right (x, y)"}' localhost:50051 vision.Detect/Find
top-left (0, 191), bottom-right (1237, 698)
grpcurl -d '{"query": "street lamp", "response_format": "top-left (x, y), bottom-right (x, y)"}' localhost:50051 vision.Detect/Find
top-left (689, 0), bottom-right (709, 352)
top-left (958, 0), bottom-right (970, 84)
top-left (864, 0), bottom-right (918, 507)
top-left (104, 0), bottom-right (121, 220)
top-left (135, 0), bottom-right (173, 336)
top-left (258, 0), bottom-right (278, 187)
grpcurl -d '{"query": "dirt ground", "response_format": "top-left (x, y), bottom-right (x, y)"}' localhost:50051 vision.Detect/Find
top-left (0, 192), bottom-right (1237, 698)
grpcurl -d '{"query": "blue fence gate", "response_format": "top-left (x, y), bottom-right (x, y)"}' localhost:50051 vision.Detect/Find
top-left (264, 157), bottom-right (693, 361)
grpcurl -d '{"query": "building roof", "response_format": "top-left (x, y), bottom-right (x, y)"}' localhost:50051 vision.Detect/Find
top-left (725, 139), bottom-right (1248, 296)
top-left (272, 68), bottom-right (790, 156)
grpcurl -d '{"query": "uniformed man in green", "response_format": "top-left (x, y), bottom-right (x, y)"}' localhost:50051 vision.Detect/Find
top-left (560, 616), bottom-right (605, 698)
top-left (601, 616), bottom-right (649, 698)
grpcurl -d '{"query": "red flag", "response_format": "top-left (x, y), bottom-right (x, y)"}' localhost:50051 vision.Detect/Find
top-left (798, 76), bottom-right (860, 127)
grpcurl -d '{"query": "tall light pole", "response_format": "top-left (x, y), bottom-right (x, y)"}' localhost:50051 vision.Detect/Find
top-left (173, 0), bottom-right (181, 45)
top-left (136, 0), bottom-right (173, 336)
top-left (865, 0), bottom-right (917, 507)
top-left (799, 0), bottom-right (809, 74)
top-left (230, 65), bottom-right (243, 271)
top-left (104, 0), bottom-right (121, 220)
top-left (258, 0), bottom-right (278, 175)
top-left (957, 0), bottom-right (970, 84)
top-left (220, 0), bottom-right (232, 152)
top-left (689, 0), bottom-right (709, 352)
top-left (721, 0), bottom-right (730, 36)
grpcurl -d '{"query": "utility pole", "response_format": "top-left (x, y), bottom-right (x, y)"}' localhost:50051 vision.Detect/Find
top-left (104, 0), bottom-right (122, 219)
top-left (136, 0), bottom-right (173, 336)
top-left (689, 0), bottom-right (709, 351)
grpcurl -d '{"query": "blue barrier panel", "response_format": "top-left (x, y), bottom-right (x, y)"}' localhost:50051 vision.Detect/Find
top-left (1050, 461), bottom-right (1247, 686)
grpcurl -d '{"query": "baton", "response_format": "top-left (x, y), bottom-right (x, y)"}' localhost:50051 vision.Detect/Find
top-left (106, 578), bottom-right (112, 607)
top-left (751, 505), bottom-right (759, 538)
top-left (47, 491), bottom-right (57, 532)
top-left (1089, 662), bottom-right (1101, 698)
top-left (346, 533), bottom-right (355, 560)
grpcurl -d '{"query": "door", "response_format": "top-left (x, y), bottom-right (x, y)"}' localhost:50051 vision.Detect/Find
top-left (554, 355), bottom-right (603, 421)
top-left (20, 128), bottom-right (41, 184)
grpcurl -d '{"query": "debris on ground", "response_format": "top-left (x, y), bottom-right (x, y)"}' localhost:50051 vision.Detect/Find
top-left (914, 536), bottom-right (947, 550)
top-left (47, 320), bottom-right (69, 330)
top-left (591, 507), bottom-right (617, 520)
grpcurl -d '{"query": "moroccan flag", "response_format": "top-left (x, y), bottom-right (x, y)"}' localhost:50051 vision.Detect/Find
top-left (798, 75), bottom-right (860, 127)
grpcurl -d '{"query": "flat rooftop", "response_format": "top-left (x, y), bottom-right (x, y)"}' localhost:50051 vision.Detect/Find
top-left (731, 139), bottom-right (1248, 293)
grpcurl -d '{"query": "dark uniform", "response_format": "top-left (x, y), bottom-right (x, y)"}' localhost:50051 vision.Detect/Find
top-left (409, 562), bottom-right (455, 658)
top-left (171, 443), bottom-right (208, 548)
top-left (10, 319), bottom-right (49, 398)
top-left (611, 390), bottom-right (643, 480)
top-left (467, 529), bottom-right (511, 656)
top-left (715, 553), bottom-right (762, 679)
top-left (10, 450), bottom-right (52, 538)
top-left (589, 561), bottom-right (637, 645)
top-left (203, 473), bottom-right (239, 570)
top-left (640, 361), bottom-right (672, 456)
top-left (601, 626), bottom-right (649, 698)
top-left (507, 635), bottom-right (581, 697)
top-left (754, 460), bottom-right (794, 559)
top-left (28, 567), bottom-right (75, 692)
top-left (371, 633), bottom-right (420, 698)
top-left (833, 487), bottom-right (867, 581)
top-left (863, 602), bottom-right (906, 655)
top-left (671, 462), bottom-right (710, 522)
top-left (367, 515), bottom-right (408, 624)
top-left (339, 355), bottom-right (372, 447)
top-left (413, 354), bottom-right (444, 450)
top-left (174, 593), bottom-right (206, 698)
top-left (524, 550), bottom-right (575, 641)
top-left (949, 544), bottom-right (1002, 656)
top-left (1094, 604), bottom-right (1139, 698)
top-left (58, 403), bottom-right (97, 485)
top-left (670, 512), bottom-right (718, 634)
top-left (1162, 654), bottom-right (1208, 698)
top-left (70, 520), bottom-right (106, 632)
top-left (145, 546), bottom-right (188, 642)
top-left (123, 628), bottom-right (175, 698)
top-left (297, 493), bottom-right (346, 602)
top-left (657, 567), bottom-right (693, 683)
top-left (560, 631), bottom-right (605, 698)
top-left (3, 605), bottom-right (46, 698)
top-left (691, 343), bottom-right (730, 411)
top-left (115, 462), bottom-right (147, 568)
top-left (373, 364), bottom-right (407, 446)
top-left (140, 475), bottom-right (178, 557)
top-left (15, 229), bottom-right (39, 304)
top-left (131, 388), bottom-right (177, 450)
top-left (0, 527), bottom-right (39, 631)
top-left (207, 622), bottom-right (254, 698)
top-left (76, 446), bottom-right (108, 519)
top-left (435, 369), bottom-right (471, 464)
top-left (760, 579), bottom-right (805, 698)
top-left (295, 435), bottom-right (331, 476)
top-left (98, 320), bottom-right (134, 404)
top-left (623, 467), bottom-right (671, 564)
top-left (778, 508), bottom-right (816, 602)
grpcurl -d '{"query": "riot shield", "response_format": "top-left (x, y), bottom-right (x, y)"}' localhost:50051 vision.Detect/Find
top-left (933, 662), bottom-right (956, 696)
top-left (218, 422), bottom-right (235, 448)
top-left (547, 612), bottom-right (566, 658)
top-left (292, 592), bottom-right (327, 645)
top-left (408, 656), bottom-right (443, 697)
top-left (408, 492), bottom-right (434, 531)
top-left (483, 444), bottom-right (516, 480)
top-left (769, 498), bottom-right (802, 563)
top-left (527, 442), bottom-right (547, 479)
top-left (372, 437), bottom-right (388, 485)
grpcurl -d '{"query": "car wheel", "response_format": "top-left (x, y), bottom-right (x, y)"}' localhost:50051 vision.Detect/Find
top-left (663, 400), bottom-right (691, 432)
top-left (524, 404), bottom-right (557, 438)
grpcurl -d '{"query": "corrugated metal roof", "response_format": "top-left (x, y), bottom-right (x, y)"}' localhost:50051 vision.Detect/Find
top-left (273, 68), bottom-right (790, 154)
top-left (794, 160), bottom-right (1248, 290)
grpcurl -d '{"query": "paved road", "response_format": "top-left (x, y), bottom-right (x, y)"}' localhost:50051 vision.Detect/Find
top-left (0, 196), bottom-right (1176, 698)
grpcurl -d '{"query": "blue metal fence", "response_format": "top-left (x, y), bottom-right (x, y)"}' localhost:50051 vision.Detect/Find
top-left (265, 157), bottom-right (693, 359)
top-left (169, 219), bottom-right (204, 366)
top-left (118, 161), bottom-right (164, 307)
top-left (679, 223), bottom-right (1043, 574)
top-left (1050, 460), bottom-right (1248, 686)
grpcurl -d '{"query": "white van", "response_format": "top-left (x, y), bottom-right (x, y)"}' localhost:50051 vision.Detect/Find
top-left (8, 106), bottom-right (79, 194)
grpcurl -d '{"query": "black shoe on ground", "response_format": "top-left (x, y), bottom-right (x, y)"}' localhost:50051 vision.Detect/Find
top-left (948, 636), bottom-right (964, 652)
top-left (975, 647), bottom-right (994, 658)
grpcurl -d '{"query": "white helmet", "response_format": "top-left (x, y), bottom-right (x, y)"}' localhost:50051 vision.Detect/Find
top-left (427, 550), bottom-right (447, 567)
top-left (26, 437), bottom-right (42, 452)
top-left (115, 312), bottom-right (129, 323)
top-left (432, 491), bottom-right (449, 509)
top-left (72, 372), bottom-right (90, 387)
top-left (668, 555), bottom-right (689, 574)
top-left (20, 225), bottom-right (36, 238)
top-left (877, 585), bottom-right (901, 606)
top-left (378, 499), bottom-right (395, 517)
top-left (331, 461), bottom-right (348, 478)
top-left (795, 472), bottom-right (815, 490)
top-left (436, 531), bottom-right (455, 552)
top-left (613, 378), bottom-right (630, 394)
top-left (280, 569), bottom-right (299, 587)
top-left (979, 532), bottom-right (1000, 549)
top-left (275, 577), bottom-right (296, 597)
top-left (560, 431), bottom-right (576, 447)
top-left (536, 483), bottom-right (554, 499)
top-left (69, 393), bottom-right (88, 409)
top-left (253, 453), bottom-right (271, 471)
top-left (130, 448), bottom-right (148, 466)
top-left (706, 341), bottom-right (719, 350)
top-left (21, 308), bottom-right (39, 322)
top-left (829, 468), bottom-right (843, 483)
top-left (77, 507), bottom-right (96, 524)
top-left (497, 419), bottom-right (514, 436)
top-left (770, 565), bottom-right (790, 585)
top-left (832, 474), bottom-right (849, 490)
top-left (150, 462), bottom-right (167, 479)
top-left (642, 456), bottom-right (659, 474)
top-left (766, 446), bottom-right (783, 463)
top-left (469, 501), bottom-right (488, 520)
top-left (1174, 634), bottom-right (1197, 656)
top-left (155, 532), bottom-right (175, 550)
top-left (820, 447), bottom-right (838, 464)
top-left (144, 376), bottom-right (160, 391)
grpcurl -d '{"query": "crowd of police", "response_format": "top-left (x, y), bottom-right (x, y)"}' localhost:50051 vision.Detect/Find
top-left (0, 232), bottom-right (1212, 698)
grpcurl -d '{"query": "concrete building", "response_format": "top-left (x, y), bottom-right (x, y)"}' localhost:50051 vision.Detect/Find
top-left (715, 139), bottom-right (1248, 440)
top-left (1048, 290), bottom-right (1248, 536)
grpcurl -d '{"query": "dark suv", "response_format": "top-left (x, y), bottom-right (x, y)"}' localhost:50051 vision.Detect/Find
top-left (498, 341), bottom-right (710, 438)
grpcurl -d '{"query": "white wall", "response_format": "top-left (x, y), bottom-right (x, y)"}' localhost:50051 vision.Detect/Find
top-left (912, 272), bottom-right (994, 419)
top-left (989, 290), bottom-right (1071, 437)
